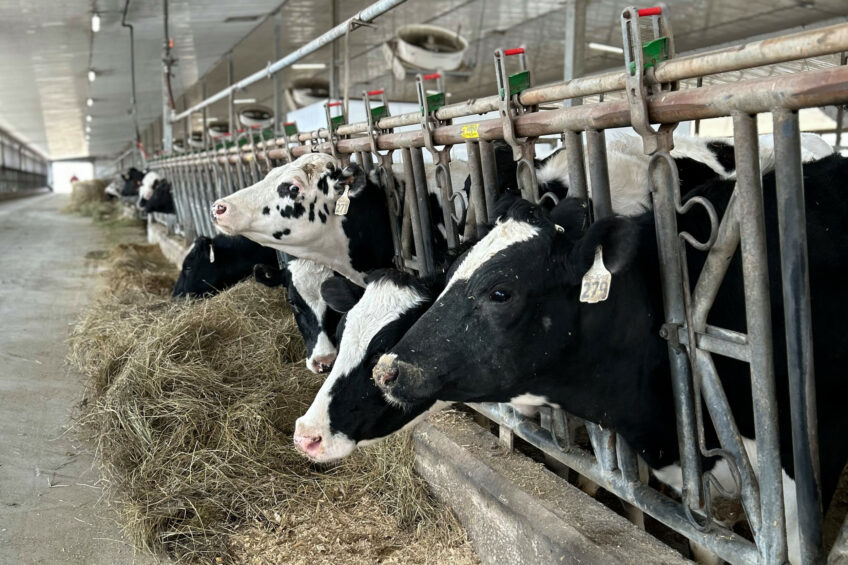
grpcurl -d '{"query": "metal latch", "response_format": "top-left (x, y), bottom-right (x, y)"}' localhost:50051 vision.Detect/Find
top-left (494, 46), bottom-right (538, 202)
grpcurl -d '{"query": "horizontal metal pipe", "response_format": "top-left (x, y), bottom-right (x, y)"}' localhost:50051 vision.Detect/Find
top-left (292, 22), bottom-right (848, 141)
top-left (172, 0), bottom-right (408, 122)
top-left (151, 64), bottom-right (848, 169)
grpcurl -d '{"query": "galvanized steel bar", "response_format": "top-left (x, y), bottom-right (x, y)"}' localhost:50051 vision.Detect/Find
top-left (585, 130), bottom-right (611, 217)
top-left (400, 148), bottom-right (428, 276)
top-left (470, 402), bottom-right (759, 565)
top-left (410, 147), bottom-right (436, 275)
top-left (465, 141), bottom-right (489, 237)
top-left (732, 111), bottom-right (787, 564)
top-left (648, 152), bottom-right (705, 520)
top-left (172, 0), bottom-right (409, 122)
top-left (772, 107), bottom-right (823, 564)
top-left (478, 140), bottom-right (499, 223)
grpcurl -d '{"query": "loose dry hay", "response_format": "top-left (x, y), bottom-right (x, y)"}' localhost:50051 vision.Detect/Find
top-left (105, 243), bottom-right (179, 296)
top-left (64, 179), bottom-right (109, 213)
top-left (68, 266), bottom-right (477, 563)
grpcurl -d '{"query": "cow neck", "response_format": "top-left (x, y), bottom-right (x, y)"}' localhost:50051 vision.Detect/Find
top-left (339, 181), bottom-right (394, 280)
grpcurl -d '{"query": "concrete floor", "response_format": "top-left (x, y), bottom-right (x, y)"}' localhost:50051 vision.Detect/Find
top-left (0, 194), bottom-right (159, 564)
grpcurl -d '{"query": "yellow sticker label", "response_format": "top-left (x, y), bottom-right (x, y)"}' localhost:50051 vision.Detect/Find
top-left (461, 124), bottom-right (480, 139)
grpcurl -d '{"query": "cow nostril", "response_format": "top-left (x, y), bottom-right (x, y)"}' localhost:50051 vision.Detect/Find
top-left (380, 366), bottom-right (399, 386)
top-left (214, 203), bottom-right (227, 216)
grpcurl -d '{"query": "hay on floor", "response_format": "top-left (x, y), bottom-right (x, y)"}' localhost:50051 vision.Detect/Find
top-left (68, 250), bottom-right (477, 564)
top-left (64, 179), bottom-right (109, 213)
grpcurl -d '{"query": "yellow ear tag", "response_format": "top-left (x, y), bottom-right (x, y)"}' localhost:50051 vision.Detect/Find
top-left (334, 186), bottom-right (351, 216)
top-left (579, 246), bottom-right (611, 303)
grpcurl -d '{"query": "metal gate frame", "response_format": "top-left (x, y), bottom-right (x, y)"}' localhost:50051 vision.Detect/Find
top-left (145, 16), bottom-right (848, 565)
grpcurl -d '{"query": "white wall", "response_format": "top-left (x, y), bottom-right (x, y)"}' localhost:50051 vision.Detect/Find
top-left (51, 161), bottom-right (94, 194)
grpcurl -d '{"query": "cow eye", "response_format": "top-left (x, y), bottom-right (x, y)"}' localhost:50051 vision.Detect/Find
top-left (488, 289), bottom-right (511, 303)
top-left (289, 184), bottom-right (300, 197)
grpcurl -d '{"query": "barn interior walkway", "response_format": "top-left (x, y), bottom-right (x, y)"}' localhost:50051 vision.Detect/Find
top-left (0, 194), bottom-right (158, 564)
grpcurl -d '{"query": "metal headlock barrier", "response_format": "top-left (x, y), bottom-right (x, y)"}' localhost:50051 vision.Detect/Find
top-left (0, 129), bottom-right (49, 193)
top-left (145, 8), bottom-right (848, 563)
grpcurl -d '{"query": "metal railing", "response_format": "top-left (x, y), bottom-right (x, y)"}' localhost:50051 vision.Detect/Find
top-left (145, 12), bottom-right (848, 564)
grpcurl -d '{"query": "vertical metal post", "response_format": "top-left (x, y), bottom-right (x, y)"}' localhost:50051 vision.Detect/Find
top-left (585, 129), bottom-right (611, 218)
top-left (202, 82), bottom-right (208, 149)
top-left (162, 0), bottom-right (173, 153)
top-left (732, 111), bottom-right (787, 564)
top-left (479, 140), bottom-right (499, 223)
top-left (410, 147), bottom-right (436, 275)
top-left (563, 130), bottom-right (587, 201)
top-left (836, 53), bottom-right (846, 149)
top-left (649, 152), bottom-right (704, 519)
top-left (227, 52), bottom-right (235, 137)
top-left (329, 0), bottom-right (338, 100)
top-left (273, 10), bottom-right (283, 134)
top-left (773, 108), bottom-right (822, 564)
top-left (562, 0), bottom-right (587, 108)
top-left (465, 140), bottom-right (488, 237)
top-left (401, 148), bottom-right (428, 275)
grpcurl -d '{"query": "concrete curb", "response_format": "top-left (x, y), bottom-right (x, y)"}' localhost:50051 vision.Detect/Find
top-left (414, 411), bottom-right (692, 565)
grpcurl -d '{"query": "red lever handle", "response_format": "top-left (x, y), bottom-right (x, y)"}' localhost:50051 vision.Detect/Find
top-left (327, 101), bottom-right (343, 107)
top-left (503, 47), bottom-right (525, 56)
top-left (637, 6), bottom-right (662, 16)
top-left (236, 128), bottom-right (245, 134)
top-left (421, 73), bottom-right (441, 81)
top-left (284, 121), bottom-right (296, 126)
top-left (366, 89), bottom-right (384, 96)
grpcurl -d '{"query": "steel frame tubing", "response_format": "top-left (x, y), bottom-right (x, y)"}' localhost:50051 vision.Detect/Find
top-left (732, 111), bottom-right (787, 564)
top-left (772, 107), bottom-right (822, 564)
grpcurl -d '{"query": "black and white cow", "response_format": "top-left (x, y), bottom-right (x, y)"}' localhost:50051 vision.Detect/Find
top-left (292, 269), bottom-right (444, 461)
top-left (210, 153), bottom-right (393, 286)
top-left (137, 171), bottom-right (161, 209)
top-left (255, 259), bottom-right (342, 374)
top-left (121, 167), bottom-right (145, 196)
top-left (374, 155), bottom-right (848, 564)
top-left (142, 178), bottom-right (175, 214)
top-left (172, 234), bottom-right (278, 298)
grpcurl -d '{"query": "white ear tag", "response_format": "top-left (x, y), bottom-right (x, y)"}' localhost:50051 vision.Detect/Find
top-left (208, 245), bottom-right (215, 263)
top-left (579, 246), bottom-right (611, 304)
top-left (334, 186), bottom-right (351, 216)
top-left (554, 224), bottom-right (565, 233)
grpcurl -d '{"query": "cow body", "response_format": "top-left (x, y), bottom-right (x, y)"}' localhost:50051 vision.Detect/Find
top-left (376, 155), bottom-right (848, 562)
top-left (211, 154), bottom-right (393, 286)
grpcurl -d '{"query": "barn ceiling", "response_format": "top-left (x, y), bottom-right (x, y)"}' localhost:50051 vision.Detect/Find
top-left (0, 0), bottom-right (846, 162)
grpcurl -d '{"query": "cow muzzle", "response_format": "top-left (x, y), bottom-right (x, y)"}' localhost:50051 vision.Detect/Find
top-left (308, 353), bottom-right (336, 374)
top-left (293, 420), bottom-right (323, 459)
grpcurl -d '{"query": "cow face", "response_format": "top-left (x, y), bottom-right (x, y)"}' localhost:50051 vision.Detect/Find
top-left (373, 197), bottom-right (640, 408)
top-left (172, 235), bottom-right (277, 298)
top-left (121, 167), bottom-right (145, 196)
top-left (286, 259), bottom-right (342, 373)
top-left (210, 153), bottom-right (367, 268)
top-left (143, 179), bottom-right (175, 214)
top-left (293, 270), bottom-right (437, 462)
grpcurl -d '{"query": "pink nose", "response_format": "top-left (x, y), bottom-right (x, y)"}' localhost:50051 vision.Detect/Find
top-left (309, 354), bottom-right (337, 374)
top-left (293, 432), bottom-right (323, 457)
top-left (211, 202), bottom-right (227, 218)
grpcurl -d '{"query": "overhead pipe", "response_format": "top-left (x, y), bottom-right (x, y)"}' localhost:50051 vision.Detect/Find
top-left (172, 0), bottom-right (408, 122)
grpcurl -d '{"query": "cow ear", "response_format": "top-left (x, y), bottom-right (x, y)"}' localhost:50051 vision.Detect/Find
top-left (253, 263), bottom-right (288, 288)
top-left (321, 276), bottom-right (365, 313)
top-left (335, 163), bottom-right (368, 197)
top-left (563, 216), bottom-right (639, 282)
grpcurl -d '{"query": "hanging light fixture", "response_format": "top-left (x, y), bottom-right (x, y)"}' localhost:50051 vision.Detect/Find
top-left (91, 12), bottom-right (101, 33)
top-left (88, 70), bottom-right (96, 82)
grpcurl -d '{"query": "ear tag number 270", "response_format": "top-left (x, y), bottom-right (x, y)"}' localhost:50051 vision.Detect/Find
top-left (334, 186), bottom-right (351, 216)
top-left (580, 246), bottom-right (611, 304)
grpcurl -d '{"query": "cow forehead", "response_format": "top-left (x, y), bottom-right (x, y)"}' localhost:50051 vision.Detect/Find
top-left (263, 153), bottom-right (339, 188)
top-left (443, 219), bottom-right (541, 295)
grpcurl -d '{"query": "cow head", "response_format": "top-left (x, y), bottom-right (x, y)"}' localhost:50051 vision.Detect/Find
top-left (210, 154), bottom-right (371, 273)
top-left (172, 235), bottom-right (276, 298)
top-left (143, 179), bottom-right (175, 214)
top-left (373, 197), bottom-right (643, 409)
top-left (293, 270), bottom-right (439, 462)
top-left (121, 167), bottom-right (145, 196)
